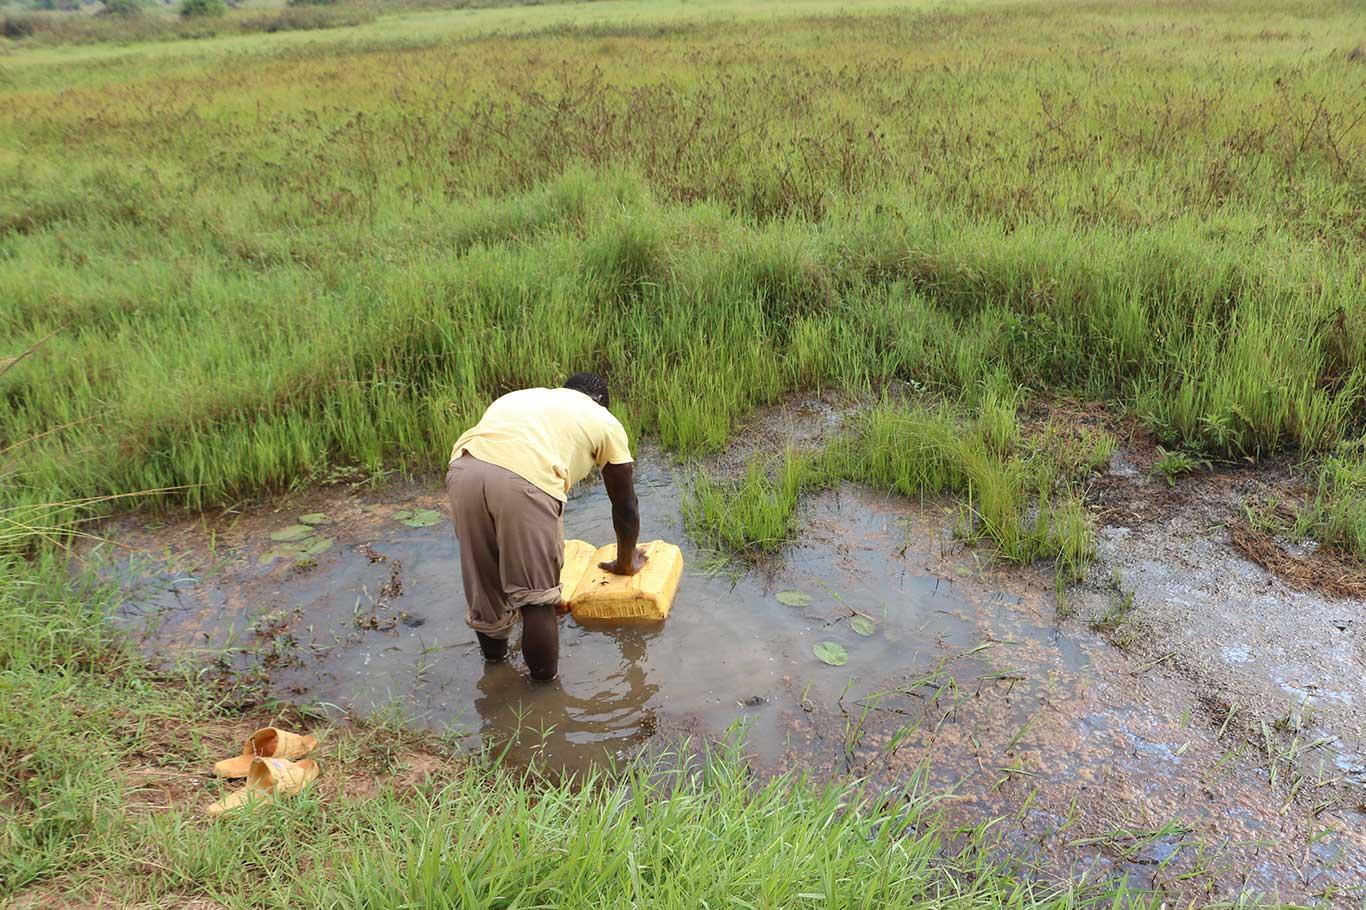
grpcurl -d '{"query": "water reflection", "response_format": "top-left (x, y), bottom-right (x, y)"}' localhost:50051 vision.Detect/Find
top-left (474, 625), bottom-right (661, 769)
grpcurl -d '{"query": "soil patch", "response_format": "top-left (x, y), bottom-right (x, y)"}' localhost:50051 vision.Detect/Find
top-left (1078, 449), bottom-right (1366, 815)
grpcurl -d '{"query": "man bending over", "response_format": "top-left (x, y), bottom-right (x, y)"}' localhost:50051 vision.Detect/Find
top-left (446, 372), bottom-right (645, 682)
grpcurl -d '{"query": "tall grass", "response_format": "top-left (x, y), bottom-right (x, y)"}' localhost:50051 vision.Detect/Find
top-left (1291, 446), bottom-right (1366, 561)
top-left (0, 552), bottom-right (136, 891)
top-left (1, 177), bottom-right (1362, 525)
top-left (685, 394), bottom-right (1109, 582)
top-left (2, 1), bottom-right (1363, 549)
top-left (285, 754), bottom-right (1126, 910)
top-left (685, 450), bottom-right (823, 557)
top-left (849, 399), bottom-right (1105, 582)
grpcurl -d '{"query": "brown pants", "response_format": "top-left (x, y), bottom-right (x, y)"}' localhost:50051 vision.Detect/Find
top-left (446, 454), bottom-right (564, 640)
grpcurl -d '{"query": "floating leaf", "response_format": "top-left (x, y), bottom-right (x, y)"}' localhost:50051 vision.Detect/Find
top-left (299, 536), bottom-right (334, 556)
top-left (776, 590), bottom-right (811, 607)
top-left (393, 508), bottom-right (443, 528)
top-left (270, 524), bottom-right (314, 542)
top-left (813, 641), bottom-right (848, 666)
top-left (299, 513), bottom-right (328, 525)
top-left (260, 545), bottom-right (299, 565)
top-left (259, 536), bottom-right (333, 565)
top-left (850, 616), bottom-right (876, 636)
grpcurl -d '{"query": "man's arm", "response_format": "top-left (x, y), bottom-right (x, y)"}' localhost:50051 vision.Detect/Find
top-left (599, 461), bottom-right (646, 576)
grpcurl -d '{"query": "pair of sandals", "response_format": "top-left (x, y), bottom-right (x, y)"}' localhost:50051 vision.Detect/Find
top-left (205, 727), bottom-right (321, 816)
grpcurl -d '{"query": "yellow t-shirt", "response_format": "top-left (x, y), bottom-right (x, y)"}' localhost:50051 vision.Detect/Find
top-left (449, 388), bottom-right (634, 502)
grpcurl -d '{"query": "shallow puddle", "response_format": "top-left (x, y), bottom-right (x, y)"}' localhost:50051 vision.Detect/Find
top-left (93, 461), bottom-right (1366, 904)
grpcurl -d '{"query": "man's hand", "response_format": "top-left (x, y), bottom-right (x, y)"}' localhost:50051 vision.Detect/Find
top-left (600, 546), bottom-right (648, 576)
top-left (555, 600), bottom-right (573, 616)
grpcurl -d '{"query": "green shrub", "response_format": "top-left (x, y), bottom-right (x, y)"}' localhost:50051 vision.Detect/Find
top-left (243, 4), bottom-right (371, 31)
top-left (179, 0), bottom-right (224, 17)
top-left (0, 12), bottom-right (37, 37)
top-left (102, 0), bottom-right (144, 15)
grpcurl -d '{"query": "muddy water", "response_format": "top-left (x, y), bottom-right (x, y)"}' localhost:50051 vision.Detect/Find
top-left (94, 461), bottom-right (1366, 905)
top-left (104, 466), bottom-right (989, 769)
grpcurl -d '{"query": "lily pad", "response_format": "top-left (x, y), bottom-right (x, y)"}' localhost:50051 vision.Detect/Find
top-left (776, 590), bottom-right (812, 608)
top-left (813, 641), bottom-right (848, 666)
top-left (850, 616), bottom-right (876, 637)
top-left (299, 536), bottom-right (334, 556)
top-left (259, 546), bottom-right (299, 566)
top-left (270, 524), bottom-right (315, 542)
top-left (259, 536), bottom-right (334, 565)
top-left (392, 508), bottom-right (443, 528)
top-left (298, 513), bottom-right (328, 525)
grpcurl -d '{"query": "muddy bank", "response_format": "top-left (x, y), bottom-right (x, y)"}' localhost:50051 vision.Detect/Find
top-left (86, 432), bottom-right (1366, 905)
top-left (1080, 451), bottom-right (1366, 790)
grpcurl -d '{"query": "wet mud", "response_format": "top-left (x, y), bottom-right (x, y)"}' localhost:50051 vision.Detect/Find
top-left (88, 445), bottom-right (1366, 905)
top-left (1083, 452), bottom-right (1366, 787)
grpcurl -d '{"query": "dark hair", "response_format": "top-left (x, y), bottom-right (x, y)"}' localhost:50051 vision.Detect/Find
top-left (564, 372), bottom-right (609, 408)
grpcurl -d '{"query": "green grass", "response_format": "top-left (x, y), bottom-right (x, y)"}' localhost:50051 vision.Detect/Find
top-left (2, 0), bottom-right (1365, 902)
top-left (1288, 446), bottom-right (1366, 561)
top-left (685, 394), bottom-right (1109, 583)
top-left (284, 757), bottom-right (1097, 910)
top-left (684, 450), bottom-right (824, 557)
top-left (2, 0), bottom-right (1364, 540)
top-left (2, 178), bottom-right (1363, 524)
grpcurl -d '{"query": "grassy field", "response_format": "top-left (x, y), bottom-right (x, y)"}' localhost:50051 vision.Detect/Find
top-left (2, 0), bottom-right (1365, 903)
top-left (3, 0), bottom-right (1365, 540)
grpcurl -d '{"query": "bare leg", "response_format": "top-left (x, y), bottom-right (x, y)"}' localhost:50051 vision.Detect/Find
top-left (521, 604), bottom-right (559, 681)
top-left (476, 631), bottom-right (508, 662)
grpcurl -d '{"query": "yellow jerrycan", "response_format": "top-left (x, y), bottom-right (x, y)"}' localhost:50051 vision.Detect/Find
top-left (560, 539), bottom-right (684, 622)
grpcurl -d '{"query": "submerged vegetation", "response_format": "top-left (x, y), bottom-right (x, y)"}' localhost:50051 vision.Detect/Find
top-left (2, 0), bottom-right (1365, 902)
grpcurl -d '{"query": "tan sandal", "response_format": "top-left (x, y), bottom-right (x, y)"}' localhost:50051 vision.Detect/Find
top-left (205, 756), bottom-right (320, 816)
top-left (213, 727), bottom-right (318, 779)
